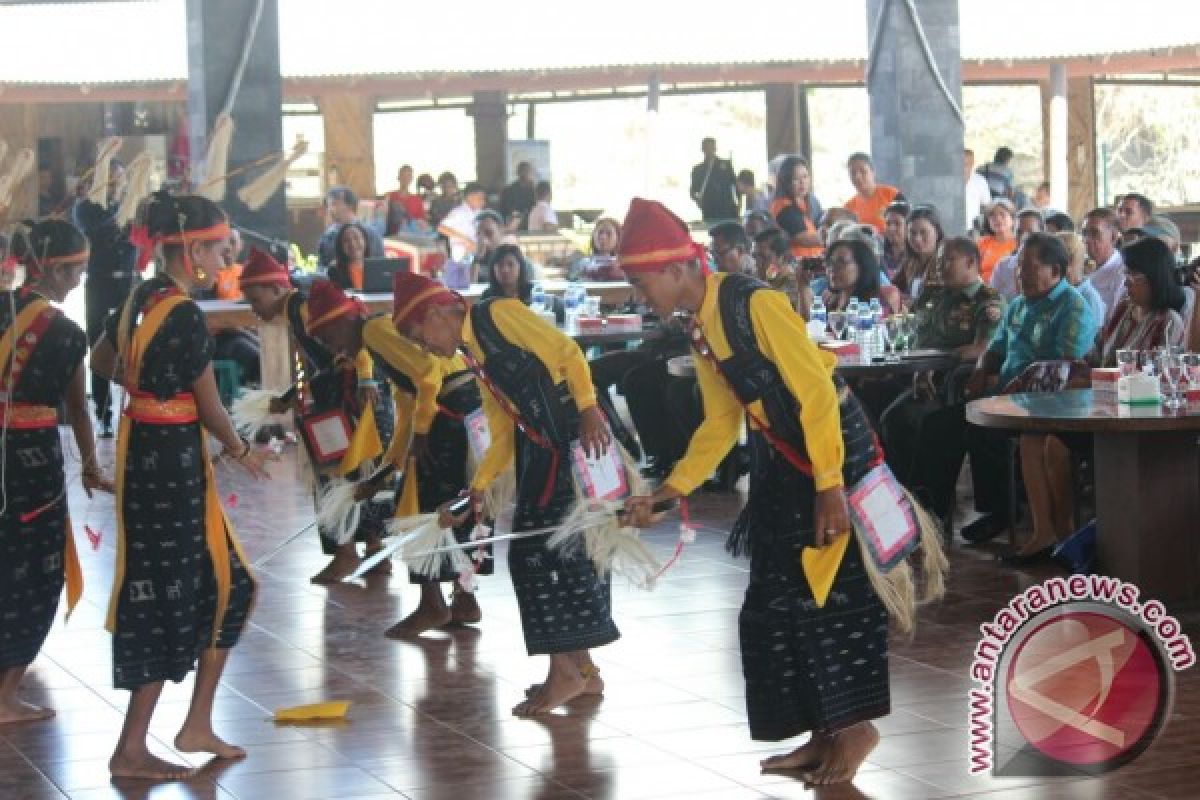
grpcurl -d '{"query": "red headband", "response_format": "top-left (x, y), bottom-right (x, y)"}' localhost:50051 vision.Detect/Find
top-left (392, 271), bottom-right (461, 329)
top-left (617, 197), bottom-right (698, 273)
top-left (239, 246), bottom-right (291, 290)
top-left (306, 279), bottom-right (366, 334)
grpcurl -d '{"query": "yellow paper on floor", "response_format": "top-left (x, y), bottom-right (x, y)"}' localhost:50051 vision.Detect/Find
top-left (273, 701), bottom-right (351, 722)
top-left (800, 532), bottom-right (850, 608)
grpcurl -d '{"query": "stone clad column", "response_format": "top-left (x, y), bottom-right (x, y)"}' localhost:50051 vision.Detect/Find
top-left (764, 83), bottom-right (812, 164)
top-left (865, 0), bottom-right (965, 234)
top-left (318, 93), bottom-right (377, 199)
top-left (186, 0), bottom-right (288, 245)
top-left (1067, 76), bottom-right (1098, 222)
top-left (469, 91), bottom-right (508, 194)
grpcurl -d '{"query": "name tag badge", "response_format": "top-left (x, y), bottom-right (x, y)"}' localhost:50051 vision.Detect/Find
top-left (570, 439), bottom-right (630, 503)
top-left (465, 408), bottom-right (491, 461)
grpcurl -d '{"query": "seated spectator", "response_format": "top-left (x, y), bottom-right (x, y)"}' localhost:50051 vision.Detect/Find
top-left (207, 230), bottom-right (261, 386)
top-left (1059, 232), bottom-right (1106, 331)
top-left (1015, 236), bottom-right (1184, 565)
top-left (977, 198), bottom-right (1018, 283)
top-left (211, 228), bottom-right (245, 301)
top-left (960, 233), bottom-right (1098, 543)
top-left (818, 206), bottom-right (858, 245)
top-left (570, 217), bottom-right (625, 281)
top-left (737, 169), bottom-right (771, 215)
top-left (526, 181), bottom-right (558, 232)
top-left (881, 236), bottom-right (1004, 516)
top-left (473, 209), bottom-right (506, 280)
top-left (499, 161), bottom-right (538, 230)
top-left (893, 205), bottom-right (943, 298)
top-left (881, 201), bottom-right (910, 280)
top-left (1033, 181), bottom-right (1053, 211)
top-left (317, 186), bottom-right (384, 267)
top-left (1044, 211), bottom-right (1074, 234)
top-left (989, 207), bottom-right (1045, 301)
top-left (743, 210), bottom-right (774, 240)
top-left (752, 228), bottom-right (806, 313)
top-left (328, 221), bottom-right (371, 290)
top-left (1081, 207), bottom-right (1124, 324)
top-left (437, 182), bottom-right (486, 261)
top-left (770, 155), bottom-right (824, 260)
top-left (481, 243), bottom-right (534, 303)
top-left (1116, 192), bottom-right (1153, 235)
top-left (822, 237), bottom-right (903, 315)
top-left (416, 172), bottom-right (436, 203)
top-left (429, 171), bottom-right (460, 228)
top-left (843, 152), bottom-right (902, 233)
top-left (709, 222), bottom-right (755, 275)
top-left (384, 164), bottom-right (429, 234)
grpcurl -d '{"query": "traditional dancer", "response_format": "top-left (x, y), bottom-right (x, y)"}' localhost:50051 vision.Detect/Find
top-left (392, 271), bottom-right (618, 715)
top-left (90, 191), bottom-right (272, 780)
top-left (620, 198), bottom-right (888, 785)
top-left (302, 278), bottom-right (490, 637)
top-left (238, 256), bottom-right (391, 583)
top-left (0, 218), bottom-right (111, 723)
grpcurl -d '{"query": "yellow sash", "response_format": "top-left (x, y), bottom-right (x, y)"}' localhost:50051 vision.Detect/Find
top-left (0, 298), bottom-right (83, 619)
top-left (107, 294), bottom-right (256, 643)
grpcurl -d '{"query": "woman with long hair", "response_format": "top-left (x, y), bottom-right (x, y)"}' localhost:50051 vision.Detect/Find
top-left (770, 156), bottom-right (824, 260)
top-left (977, 199), bottom-right (1018, 283)
top-left (821, 238), bottom-right (903, 314)
top-left (90, 191), bottom-right (273, 780)
top-left (330, 221), bottom-right (371, 290)
top-left (880, 201), bottom-right (910, 280)
top-left (0, 218), bottom-right (110, 723)
top-left (893, 206), bottom-right (944, 297)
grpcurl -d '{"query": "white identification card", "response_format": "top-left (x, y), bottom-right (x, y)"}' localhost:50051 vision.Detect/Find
top-left (570, 440), bottom-right (629, 502)
top-left (305, 411), bottom-right (351, 463)
top-left (466, 408), bottom-right (491, 461)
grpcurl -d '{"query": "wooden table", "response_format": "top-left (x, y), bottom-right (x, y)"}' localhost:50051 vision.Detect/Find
top-left (967, 389), bottom-right (1200, 604)
top-left (199, 281), bottom-right (637, 393)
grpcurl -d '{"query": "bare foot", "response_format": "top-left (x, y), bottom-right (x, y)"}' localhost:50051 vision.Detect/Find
top-left (760, 732), bottom-right (828, 772)
top-left (448, 590), bottom-right (482, 625)
top-left (363, 546), bottom-right (392, 576)
top-left (310, 551), bottom-right (361, 585)
top-left (384, 605), bottom-right (453, 639)
top-left (174, 729), bottom-right (247, 760)
top-left (0, 698), bottom-right (55, 724)
top-left (513, 668), bottom-right (587, 716)
top-left (803, 722), bottom-right (879, 785)
top-left (524, 672), bottom-right (604, 699)
top-left (110, 751), bottom-right (195, 781)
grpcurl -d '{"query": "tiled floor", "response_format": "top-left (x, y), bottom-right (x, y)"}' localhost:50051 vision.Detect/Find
top-left (3, 442), bottom-right (1198, 799)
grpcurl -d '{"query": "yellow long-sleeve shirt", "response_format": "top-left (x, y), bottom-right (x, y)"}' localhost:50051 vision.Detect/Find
top-left (666, 272), bottom-right (845, 495)
top-left (462, 298), bottom-right (597, 491)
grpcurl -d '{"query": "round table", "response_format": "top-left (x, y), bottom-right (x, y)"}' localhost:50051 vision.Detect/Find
top-left (968, 389), bottom-right (1200, 604)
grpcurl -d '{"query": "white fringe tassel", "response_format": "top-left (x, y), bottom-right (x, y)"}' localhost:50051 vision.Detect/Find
top-left (231, 389), bottom-right (275, 437)
top-left (0, 149), bottom-right (35, 209)
top-left (115, 151), bottom-right (155, 227)
top-left (316, 479), bottom-right (361, 546)
top-left (384, 514), bottom-right (472, 581)
top-left (198, 114), bottom-right (235, 203)
top-left (87, 137), bottom-right (122, 205)
top-left (237, 138), bottom-right (308, 210)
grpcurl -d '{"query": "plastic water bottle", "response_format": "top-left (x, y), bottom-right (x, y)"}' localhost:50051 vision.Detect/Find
top-left (869, 297), bottom-right (884, 352)
top-left (869, 297), bottom-right (883, 324)
top-left (846, 297), bottom-right (860, 342)
top-left (564, 282), bottom-right (586, 332)
top-left (811, 296), bottom-right (827, 330)
top-left (531, 283), bottom-right (546, 313)
top-left (858, 303), bottom-right (875, 360)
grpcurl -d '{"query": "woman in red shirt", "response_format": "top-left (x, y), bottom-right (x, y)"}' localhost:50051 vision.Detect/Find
top-left (384, 165), bottom-right (428, 234)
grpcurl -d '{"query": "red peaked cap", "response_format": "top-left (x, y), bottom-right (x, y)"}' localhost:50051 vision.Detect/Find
top-left (305, 279), bottom-right (366, 334)
top-left (391, 270), bottom-right (462, 329)
top-left (238, 247), bottom-right (291, 290)
top-left (617, 197), bottom-right (709, 274)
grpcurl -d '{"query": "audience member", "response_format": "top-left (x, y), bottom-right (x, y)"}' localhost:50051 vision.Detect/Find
top-left (818, 207), bottom-right (859, 245)
top-left (383, 164), bottom-right (428, 234)
top-left (570, 217), bottom-right (625, 281)
top-left (893, 205), bottom-right (943, 298)
top-left (977, 198), bottom-right (1018, 283)
top-left (689, 137), bottom-right (738, 222)
top-left (822, 237), bottom-right (902, 315)
top-left (770, 155), bottom-right (824, 260)
top-left (1058, 231), bottom-right (1106, 330)
top-left (438, 182), bottom-right (487, 260)
top-left (499, 161), bottom-right (538, 230)
top-left (978, 146), bottom-right (1016, 201)
top-left (752, 228), bottom-right (807, 313)
top-left (843, 152), bottom-right (901, 233)
top-left (709, 222), bottom-right (755, 275)
top-left (1044, 211), bottom-right (1075, 234)
top-left (1080, 207), bottom-right (1125, 324)
top-left (743, 210), bottom-right (774, 240)
top-left (212, 228), bottom-right (245, 301)
top-left (736, 169), bottom-right (771, 214)
top-left (881, 236), bottom-right (1004, 517)
top-left (429, 171), bottom-right (460, 227)
top-left (881, 201), bottom-right (910, 280)
top-left (329, 221), bottom-right (371, 290)
top-left (964, 149), bottom-right (991, 231)
top-left (317, 186), bottom-right (384, 267)
top-left (960, 233), bottom-right (1097, 543)
top-left (1116, 192), bottom-right (1153, 234)
top-left (1033, 181), bottom-right (1053, 211)
top-left (988, 207), bottom-right (1045, 301)
top-left (526, 181), bottom-right (558, 232)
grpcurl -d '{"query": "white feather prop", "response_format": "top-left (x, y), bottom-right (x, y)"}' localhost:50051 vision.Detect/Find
top-left (546, 501), bottom-right (663, 589)
top-left (198, 114), bottom-right (235, 203)
top-left (316, 479), bottom-right (361, 546)
top-left (115, 151), bottom-right (155, 227)
top-left (395, 517), bottom-right (473, 581)
top-left (237, 138), bottom-right (308, 210)
top-left (87, 137), bottom-right (123, 205)
top-left (231, 389), bottom-right (276, 437)
top-left (0, 148), bottom-right (36, 209)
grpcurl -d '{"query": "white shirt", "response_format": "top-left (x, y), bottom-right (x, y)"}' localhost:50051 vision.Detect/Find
top-left (438, 202), bottom-right (479, 260)
top-left (527, 201), bottom-right (558, 232)
top-left (989, 253), bottom-right (1020, 302)
top-left (1083, 249), bottom-right (1125, 325)
top-left (965, 173), bottom-right (991, 232)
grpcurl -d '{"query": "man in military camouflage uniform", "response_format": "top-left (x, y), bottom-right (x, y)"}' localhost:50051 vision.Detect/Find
top-left (881, 236), bottom-right (1004, 518)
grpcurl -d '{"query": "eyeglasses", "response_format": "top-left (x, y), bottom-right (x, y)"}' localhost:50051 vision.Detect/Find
top-left (828, 256), bottom-right (857, 268)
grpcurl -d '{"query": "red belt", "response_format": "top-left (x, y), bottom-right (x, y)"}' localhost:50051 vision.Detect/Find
top-left (124, 391), bottom-right (200, 424)
top-left (0, 403), bottom-right (57, 430)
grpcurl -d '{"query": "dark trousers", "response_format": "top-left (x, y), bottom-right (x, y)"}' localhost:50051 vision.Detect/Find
top-left (965, 414), bottom-right (1012, 518)
top-left (881, 391), bottom-right (968, 518)
top-left (86, 277), bottom-right (132, 426)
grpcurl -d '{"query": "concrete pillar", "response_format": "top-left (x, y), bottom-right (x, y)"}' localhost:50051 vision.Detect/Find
top-left (1040, 64), bottom-right (1069, 213)
top-left (764, 83), bottom-right (812, 164)
top-left (186, 0), bottom-right (287, 247)
top-left (865, 0), bottom-right (965, 234)
top-left (468, 90), bottom-right (508, 193)
top-left (1067, 76), bottom-right (1098, 222)
top-left (0, 104), bottom-right (39, 220)
top-left (317, 93), bottom-right (376, 199)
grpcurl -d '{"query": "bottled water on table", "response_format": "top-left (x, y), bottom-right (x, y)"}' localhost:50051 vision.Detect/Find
top-left (869, 297), bottom-right (883, 324)
top-left (811, 297), bottom-right (827, 331)
top-left (846, 298), bottom-right (860, 342)
top-left (564, 282), bottom-right (587, 332)
top-left (858, 303), bottom-right (876, 360)
top-left (531, 283), bottom-right (546, 313)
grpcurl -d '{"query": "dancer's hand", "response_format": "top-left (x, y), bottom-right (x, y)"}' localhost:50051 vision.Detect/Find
top-left (269, 395), bottom-right (297, 414)
top-left (354, 477), bottom-right (380, 502)
top-left (578, 405), bottom-right (611, 459)
top-left (813, 487), bottom-right (851, 548)
top-left (438, 491), bottom-right (480, 529)
top-left (622, 485), bottom-right (680, 528)
top-left (82, 469), bottom-right (114, 497)
top-left (357, 384), bottom-right (380, 411)
top-left (235, 444), bottom-right (276, 480)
